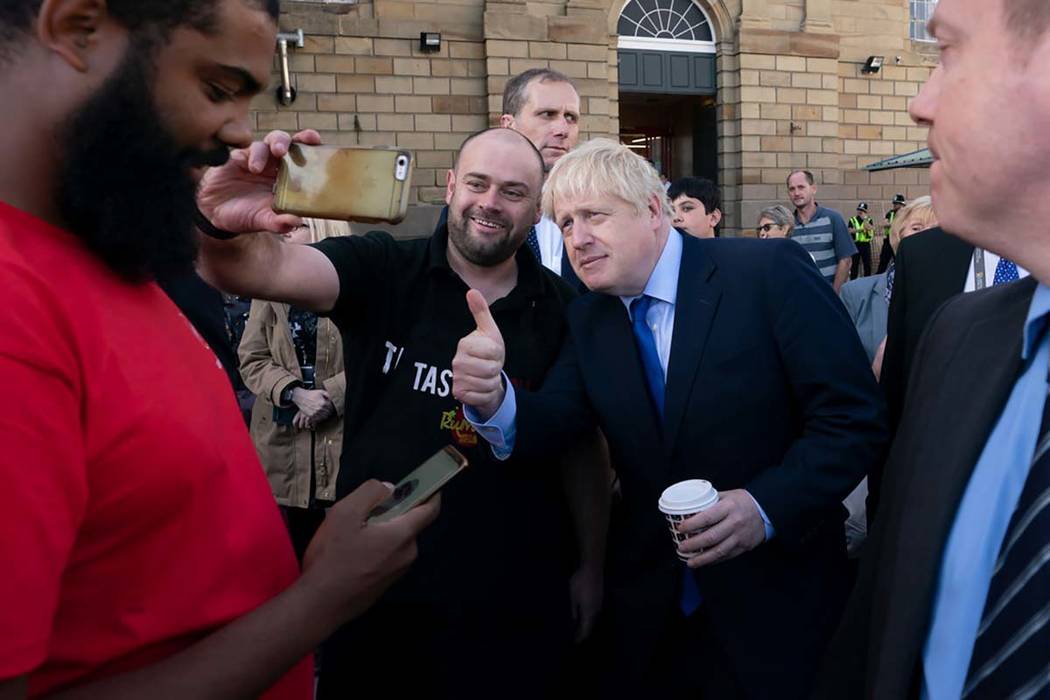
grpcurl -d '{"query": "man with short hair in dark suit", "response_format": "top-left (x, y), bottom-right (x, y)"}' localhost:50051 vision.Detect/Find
top-left (815, 0), bottom-right (1050, 697)
top-left (881, 227), bottom-right (1030, 435)
top-left (452, 138), bottom-right (887, 699)
top-left (875, 230), bottom-right (1029, 519)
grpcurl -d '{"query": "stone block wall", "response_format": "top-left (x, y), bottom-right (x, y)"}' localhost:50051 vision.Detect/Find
top-left (719, 0), bottom-right (938, 234)
top-left (252, 0), bottom-right (941, 235)
top-left (253, 0), bottom-right (618, 207)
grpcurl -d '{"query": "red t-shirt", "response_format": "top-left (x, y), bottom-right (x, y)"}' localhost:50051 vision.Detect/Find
top-left (0, 202), bottom-right (311, 698)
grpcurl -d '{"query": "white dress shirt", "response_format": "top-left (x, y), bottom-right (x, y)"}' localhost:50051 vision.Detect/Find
top-left (533, 216), bottom-right (563, 276)
top-left (963, 249), bottom-right (1029, 292)
top-left (619, 225), bottom-right (681, 377)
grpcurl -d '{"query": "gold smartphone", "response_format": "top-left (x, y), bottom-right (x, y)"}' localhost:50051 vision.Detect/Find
top-left (273, 144), bottom-right (414, 224)
top-left (367, 447), bottom-right (468, 524)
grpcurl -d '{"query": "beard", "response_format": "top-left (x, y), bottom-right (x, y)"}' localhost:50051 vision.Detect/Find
top-left (55, 45), bottom-right (230, 282)
top-left (446, 204), bottom-right (529, 267)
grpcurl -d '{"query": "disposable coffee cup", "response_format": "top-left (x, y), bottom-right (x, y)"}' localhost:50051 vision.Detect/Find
top-left (658, 479), bottom-right (719, 562)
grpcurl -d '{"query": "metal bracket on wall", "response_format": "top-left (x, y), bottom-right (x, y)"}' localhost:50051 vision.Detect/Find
top-left (276, 29), bottom-right (305, 105)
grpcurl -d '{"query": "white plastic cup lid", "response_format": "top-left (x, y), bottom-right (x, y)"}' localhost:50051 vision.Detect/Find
top-left (658, 479), bottom-right (719, 515)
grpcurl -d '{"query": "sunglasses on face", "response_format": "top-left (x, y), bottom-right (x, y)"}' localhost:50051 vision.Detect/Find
top-left (757, 223), bottom-right (781, 233)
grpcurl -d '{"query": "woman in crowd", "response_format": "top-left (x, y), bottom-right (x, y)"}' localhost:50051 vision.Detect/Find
top-left (756, 204), bottom-right (795, 238)
top-left (840, 195), bottom-right (938, 371)
top-left (238, 218), bottom-right (351, 560)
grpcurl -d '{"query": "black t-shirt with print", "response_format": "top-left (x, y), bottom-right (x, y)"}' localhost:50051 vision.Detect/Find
top-left (314, 226), bottom-right (578, 614)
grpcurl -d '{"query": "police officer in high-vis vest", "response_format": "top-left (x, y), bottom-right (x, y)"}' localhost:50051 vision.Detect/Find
top-left (877, 193), bottom-right (907, 273)
top-left (848, 202), bottom-right (876, 279)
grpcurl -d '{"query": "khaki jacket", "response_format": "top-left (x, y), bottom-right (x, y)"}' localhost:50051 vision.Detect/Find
top-left (238, 300), bottom-right (345, 507)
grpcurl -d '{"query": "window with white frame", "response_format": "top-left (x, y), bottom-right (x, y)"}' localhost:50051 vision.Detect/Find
top-left (910, 0), bottom-right (938, 41)
top-left (618, 0), bottom-right (713, 42)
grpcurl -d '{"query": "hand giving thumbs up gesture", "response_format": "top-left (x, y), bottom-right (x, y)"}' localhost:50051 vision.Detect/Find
top-left (452, 289), bottom-right (507, 421)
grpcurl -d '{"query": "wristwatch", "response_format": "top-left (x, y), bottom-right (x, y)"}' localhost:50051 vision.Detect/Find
top-left (194, 207), bottom-right (241, 240)
top-left (280, 382), bottom-right (302, 406)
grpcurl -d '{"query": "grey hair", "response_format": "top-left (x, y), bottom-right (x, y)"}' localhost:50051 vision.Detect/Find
top-left (757, 204), bottom-right (795, 232)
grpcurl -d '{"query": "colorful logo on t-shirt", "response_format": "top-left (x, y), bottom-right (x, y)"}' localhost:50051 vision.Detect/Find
top-left (440, 406), bottom-right (477, 447)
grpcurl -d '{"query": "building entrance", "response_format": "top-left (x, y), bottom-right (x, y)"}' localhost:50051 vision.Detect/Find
top-left (619, 93), bottom-right (717, 183)
top-left (616, 0), bottom-right (719, 183)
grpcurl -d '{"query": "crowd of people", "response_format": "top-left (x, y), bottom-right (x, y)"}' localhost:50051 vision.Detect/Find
top-left (1, 0), bottom-right (1047, 699)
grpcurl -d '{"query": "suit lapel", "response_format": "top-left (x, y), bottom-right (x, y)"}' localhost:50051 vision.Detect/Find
top-left (873, 279), bottom-right (1035, 692)
top-left (664, 237), bottom-right (720, 454)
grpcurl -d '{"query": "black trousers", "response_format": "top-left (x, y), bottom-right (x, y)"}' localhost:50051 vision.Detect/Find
top-left (592, 605), bottom-right (747, 700)
top-left (877, 237), bottom-right (894, 273)
top-left (850, 241), bottom-right (872, 279)
top-left (279, 505), bottom-right (325, 564)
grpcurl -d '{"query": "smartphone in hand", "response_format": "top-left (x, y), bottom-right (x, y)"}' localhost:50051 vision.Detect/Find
top-left (273, 144), bottom-right (414, 224)
top-left (367, 447), bottom-right (468, 524)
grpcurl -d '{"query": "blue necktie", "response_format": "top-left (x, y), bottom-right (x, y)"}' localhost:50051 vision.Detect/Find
top-left (525, 226), bottom-right (542, 263)
top-left (962, 376), bottom-right (1050, 699)
top-left (630, 295), bottom-right (665, 417)
top-left (993, 258), bottom-right (1020, 286)
top-left (630, 295), bottom-right (701, 616)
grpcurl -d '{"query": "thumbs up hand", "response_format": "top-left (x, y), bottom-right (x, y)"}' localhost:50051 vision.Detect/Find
top-left (452, 289), bottom-right (507, 421)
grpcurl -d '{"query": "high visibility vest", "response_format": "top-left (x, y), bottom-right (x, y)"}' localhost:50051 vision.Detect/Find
top-left (885, 210), bottom-right (896, 236)
top-left (849, 216), bottom-right (873, 243)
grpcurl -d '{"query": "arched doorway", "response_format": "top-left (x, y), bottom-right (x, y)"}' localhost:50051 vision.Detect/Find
top-left (616, 0), bottom-right (718, 184)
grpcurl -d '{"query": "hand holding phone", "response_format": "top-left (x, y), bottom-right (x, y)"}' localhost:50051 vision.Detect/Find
top-left (273, 144), bottom-right (414, 224)
top-left (368, 447), bottom-right (468, 523)
top-left (301, 479), bottom-right (440, 623)
top-left (197, 128), bottom-right (322, 235)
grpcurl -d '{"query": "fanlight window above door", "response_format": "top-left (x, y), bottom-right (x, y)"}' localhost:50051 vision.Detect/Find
top-left (618, 0), bottom-right (714, 42)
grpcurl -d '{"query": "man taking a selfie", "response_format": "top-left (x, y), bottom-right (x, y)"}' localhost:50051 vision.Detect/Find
top-left (198, 126), bottom-right (588, 699)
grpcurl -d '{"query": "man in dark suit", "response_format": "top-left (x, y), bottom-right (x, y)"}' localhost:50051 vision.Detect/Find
top-left (452, 138), bottom-right (887, 699)
top-left (875, 228), bottom-right (1030, 519)
top-left (882, 228), bottom-right (1030, 432)
top-left (880, 226), bottom-right (972, 431)
top-left (871, 226), bottom-right (972, 519)
top-left (816, 0), bottom-right (1050, 697)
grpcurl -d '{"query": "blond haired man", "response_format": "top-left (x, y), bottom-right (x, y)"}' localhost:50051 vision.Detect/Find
top-left (453, 139), bottom-right (887, 700)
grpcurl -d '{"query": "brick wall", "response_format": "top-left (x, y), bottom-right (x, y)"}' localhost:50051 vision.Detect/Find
top-left (717, 0), bottom-right (937, 234)
top-left (255, 0), bottom-right (618, 207)
top-left (256, 0), bottom-right (940, 235)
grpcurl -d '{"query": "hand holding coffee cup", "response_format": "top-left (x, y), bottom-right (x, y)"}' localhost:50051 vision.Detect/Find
top-left (666, 485), bottom-right (769, 568)
top-left (658, 480), bottom-right (719, 562)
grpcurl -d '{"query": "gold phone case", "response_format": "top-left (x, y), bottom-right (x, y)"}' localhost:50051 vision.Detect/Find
top-left (273, 144), bottom-right (414, 224)
top-left (367, 447), bottom-right (468, 524)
